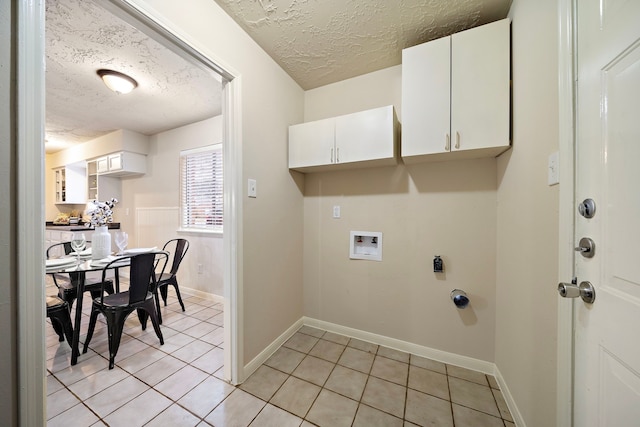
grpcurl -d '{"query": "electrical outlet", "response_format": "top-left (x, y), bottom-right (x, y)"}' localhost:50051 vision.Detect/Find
top-left (197, 264), bottom-right (204, 274)
top-left (333, 205), bottom-right (341, 218)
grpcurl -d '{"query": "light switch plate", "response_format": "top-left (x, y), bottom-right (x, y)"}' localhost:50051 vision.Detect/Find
top-left (248, 179), bottom-right (257, 198)
top-left (333, 205), bottom-right (341, 218)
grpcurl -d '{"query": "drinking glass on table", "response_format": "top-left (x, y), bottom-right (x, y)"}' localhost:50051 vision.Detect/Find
top-left (114, 231), bottom-right (128, 255)
top-left (70, 232), bottom-right (86, 263)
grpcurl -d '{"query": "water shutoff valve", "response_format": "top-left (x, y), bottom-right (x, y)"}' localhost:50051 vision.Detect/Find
top-left (451, 289), bottom-right (470, 309)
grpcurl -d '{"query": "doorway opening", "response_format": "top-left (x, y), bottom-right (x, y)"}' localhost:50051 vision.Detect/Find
top-left (21, 0), bottom-right (241, 422)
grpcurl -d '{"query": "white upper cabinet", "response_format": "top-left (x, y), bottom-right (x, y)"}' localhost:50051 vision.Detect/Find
top-left (53, 161), bottom-right (86, 204)
top-left (335, 106), bottom-right (397, 164)
top-left (289, 118), bottom-right (336, 169)
top-left (95, 151), bottom-right (146, 177)
top-left (289, 105), bottom-right (398, 173)
top-left (402, 18), bottom-right (511, 163)
top-left (402, 36), bottom-right (452, 159)
top-left (87, 159), bottom-right (121, 202)
top-left (451, 18), bottom-right (511, 154)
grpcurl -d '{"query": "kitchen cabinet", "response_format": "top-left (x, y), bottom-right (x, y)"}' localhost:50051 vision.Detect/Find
top-left (289, 105), bottom-right (398, 172)
top-left (402, 18), bottom-right (511, 163)
top-left (86, 159), bottom-right (121, 202)
top-left (95, 151), bottom-right (146, 176)
top-left (45, 229), bottom-right (74, 257)
top-left (53, 161), bottom-right (86, 204)
top-left (46, 227), bottom-right (105, 280)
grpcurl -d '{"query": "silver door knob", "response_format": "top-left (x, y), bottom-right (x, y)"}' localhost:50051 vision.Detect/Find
top-left (558, 280), bottom-right (596, 304)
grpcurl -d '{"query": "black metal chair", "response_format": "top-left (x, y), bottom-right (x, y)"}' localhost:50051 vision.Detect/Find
top-left (154, 238), bottom-right (189, 324)
top-left (46, 241), bottom-right (114, 310)
top-left (46, 295), bottom-right (76, 351)
top-left (83, 251), bottom-right (169, 369)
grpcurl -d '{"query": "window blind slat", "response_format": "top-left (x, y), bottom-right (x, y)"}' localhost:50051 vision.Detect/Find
top-left (180, 144), bottom-right (223, 230)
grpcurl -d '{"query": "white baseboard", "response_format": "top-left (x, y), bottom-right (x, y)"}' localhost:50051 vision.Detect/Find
top-left (242, 318), bottom-right (304, 380)
top-left (180, 286), bottom-right (225, 305)
top-left (238, 314), bottom-right (524, 427)
top-left (493, 367), bottom-right (525, 427)
top-left (303, 316), bottom-right (495, 374)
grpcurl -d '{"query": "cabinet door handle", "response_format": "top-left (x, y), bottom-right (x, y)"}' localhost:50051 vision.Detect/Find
top-left (331, 148), bottom-right (334, 163)
top-left (445, 133), bottom-right (450, 151)
top-left (455, 131), bottom-right (460, 149)
top-left (336, 147), bottom-right (340, 163)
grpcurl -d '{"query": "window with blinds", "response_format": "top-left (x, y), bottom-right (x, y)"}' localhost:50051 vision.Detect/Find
top-left (180, 144), bottom-right (223, 231)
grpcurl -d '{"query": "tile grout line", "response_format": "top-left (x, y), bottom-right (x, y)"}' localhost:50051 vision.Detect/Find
top-left (49, 298), bottom-right (513, 426)
top-left (47, 290), bottom-right (225, 425)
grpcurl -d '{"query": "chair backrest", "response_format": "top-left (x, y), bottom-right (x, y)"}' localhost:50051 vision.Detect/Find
top-left (100, 251), bottom-right (169, 305)
top-left (46, 241), bottom-right (73, 258)
top-left (162, 239), bottom-right (189, 276)
top-left (46, 240), bottom-right (94, 258)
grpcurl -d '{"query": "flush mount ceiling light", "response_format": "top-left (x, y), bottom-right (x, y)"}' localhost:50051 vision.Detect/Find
top-left (97, 69), bottom-right (138, 94)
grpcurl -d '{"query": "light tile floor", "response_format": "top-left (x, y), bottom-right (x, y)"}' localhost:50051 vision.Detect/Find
top-left (46, 279), bottom-right (514, 426)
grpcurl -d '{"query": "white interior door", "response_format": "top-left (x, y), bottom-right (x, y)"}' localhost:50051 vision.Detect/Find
top-left (573, 0), bottom-right (640, 425)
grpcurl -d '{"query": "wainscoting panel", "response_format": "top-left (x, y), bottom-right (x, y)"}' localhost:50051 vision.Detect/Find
top-left (135, 207), bottom-right (179, 248)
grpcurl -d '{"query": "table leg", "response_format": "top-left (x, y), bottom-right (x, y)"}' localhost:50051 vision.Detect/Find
top-left (69, 271), bottom-right (85, 365)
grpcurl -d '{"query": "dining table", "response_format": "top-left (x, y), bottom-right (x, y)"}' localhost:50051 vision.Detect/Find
top-left (45, 254), bottom-right (133, 365)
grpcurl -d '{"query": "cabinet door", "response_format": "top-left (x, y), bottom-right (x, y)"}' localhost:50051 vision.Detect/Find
top-left (108, 153), bottom-right (122, 171)
top-left (44, 230), bottom-right (52, 256)
top-left (54, 168), bottom-right (65, 203)
top-left (451, 19), bottom-right (510, 153)
top-left (96, 157), bottom-right (109, 174)
top-left (288, 117), bottom-right (335, 169)
top-left (335, 105), bottom-right (396, 164)
top-left (401, 35), bottom-right (451, 158)
top-left (48, 230), bottom-right (63, 257)
top-left (64, 163), bottom-right (87, 204)
top-left (87, 160), bottom-right (98, 200)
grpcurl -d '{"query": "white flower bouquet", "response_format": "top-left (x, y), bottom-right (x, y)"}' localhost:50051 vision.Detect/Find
top-left (85, 198), bottom-right (118, 227)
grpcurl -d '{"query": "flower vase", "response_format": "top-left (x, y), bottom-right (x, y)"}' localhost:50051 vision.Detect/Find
top-left (91, 226), bottom-right (111, 260)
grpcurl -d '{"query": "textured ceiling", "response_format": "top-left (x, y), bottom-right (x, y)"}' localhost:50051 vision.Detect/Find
top-left (46, 0), bottom-right (511, 153)
top-left (214, 0), bottom-right (512, 90)
top-left (45, 0), bottom-right (222, 153)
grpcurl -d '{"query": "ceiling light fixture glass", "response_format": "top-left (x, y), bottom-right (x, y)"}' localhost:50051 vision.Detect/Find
top-left (97, 69), bottom-right (138, 94)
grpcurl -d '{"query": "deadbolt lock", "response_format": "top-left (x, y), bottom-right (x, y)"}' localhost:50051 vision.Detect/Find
top-left (578, 198), bottom-right (596, 218)
top-left (575, 237), bottom-right (595, 258)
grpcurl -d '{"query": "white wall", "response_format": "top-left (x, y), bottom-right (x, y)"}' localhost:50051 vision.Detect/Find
top-left (302, 66), bottom-right (498, 363)
top-left (495, 0), bottom-right (560, 425)
top-left (128, 0), bottom-right (306, 370)
top-left (119, 116), bottom-right (224, 296)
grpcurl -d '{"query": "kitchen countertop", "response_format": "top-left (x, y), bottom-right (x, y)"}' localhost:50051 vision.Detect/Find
top-left (45, 222), bottom-right (121, 231)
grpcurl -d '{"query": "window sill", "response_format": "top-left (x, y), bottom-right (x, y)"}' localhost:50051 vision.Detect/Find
top-left (177, 228), bottom-right (223, 236)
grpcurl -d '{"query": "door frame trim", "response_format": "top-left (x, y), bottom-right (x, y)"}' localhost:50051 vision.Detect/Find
top-left (17, 0), bottom-right (46, 424)
top-left (103, 0), bottom-right (244, 386)
top-left (557, 0), bottom-right (577, 425)
top-left (16, 1), bottom-right (245, 421)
